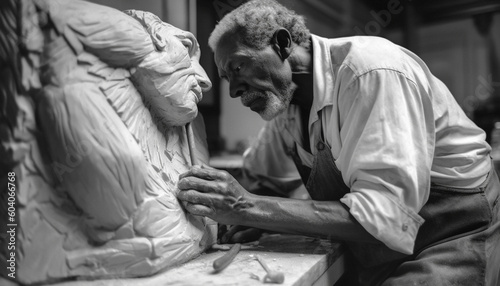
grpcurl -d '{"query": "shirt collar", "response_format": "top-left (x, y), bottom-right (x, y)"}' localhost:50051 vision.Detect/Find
top-left (280, 35), bottom-right (336, 147)
top-left (309, 34), bottom-right (335, 128)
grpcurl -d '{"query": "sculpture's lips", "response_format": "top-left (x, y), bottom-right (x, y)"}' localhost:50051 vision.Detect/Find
top-left (191, 87), bottom-right (203, 103)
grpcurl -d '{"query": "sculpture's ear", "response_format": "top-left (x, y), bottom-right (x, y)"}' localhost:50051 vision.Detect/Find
top-left (124, 9), bottom-right (167, 51)
top-left (271, 28), bottom-right (292, 60)
top-left (149, 29), bottom-right (168, 51)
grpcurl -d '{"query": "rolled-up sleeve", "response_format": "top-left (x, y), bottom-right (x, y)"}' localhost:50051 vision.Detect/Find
top-left (338, 69), bottom-right (433, 254)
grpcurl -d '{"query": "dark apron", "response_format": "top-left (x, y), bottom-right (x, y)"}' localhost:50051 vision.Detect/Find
top-left (290, 131), bottom-right (500, 285)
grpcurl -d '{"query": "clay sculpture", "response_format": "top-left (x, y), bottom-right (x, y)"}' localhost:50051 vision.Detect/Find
top-left (0, 0), bottom-right (215, 284)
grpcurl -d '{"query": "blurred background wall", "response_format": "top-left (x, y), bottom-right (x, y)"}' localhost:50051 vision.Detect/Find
top-left (89, 0), bottom-right (500, 158)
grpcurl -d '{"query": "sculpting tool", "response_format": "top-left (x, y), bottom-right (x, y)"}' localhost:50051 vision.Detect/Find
top-left (256, 255), bottom-right (285, 284)
top-left (185, 122), bottom-right (197, 166)
top-left (185, 122), bottom-right (219, 242)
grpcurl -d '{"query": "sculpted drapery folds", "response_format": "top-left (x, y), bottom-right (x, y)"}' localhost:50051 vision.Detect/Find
top-left (0, 0), bottom-right (215, 284)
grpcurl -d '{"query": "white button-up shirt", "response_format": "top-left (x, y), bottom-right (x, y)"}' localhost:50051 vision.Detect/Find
top-left (242, 34), bottom-right (492, 254)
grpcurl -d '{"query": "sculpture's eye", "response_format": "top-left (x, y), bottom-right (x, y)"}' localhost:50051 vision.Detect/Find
top-left (181, 39), bottom-right (194, 56)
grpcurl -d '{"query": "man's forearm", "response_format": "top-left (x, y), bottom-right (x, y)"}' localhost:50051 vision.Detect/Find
top-left (177, 166), bottom-right (380, 243)
top-left (239, 193), bottom-right (380, 243)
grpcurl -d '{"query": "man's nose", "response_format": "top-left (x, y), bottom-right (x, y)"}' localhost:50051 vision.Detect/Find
top-left (229, 79), bottom-right (245, 98)
top-left (193, 61), bottom-right (212, 92)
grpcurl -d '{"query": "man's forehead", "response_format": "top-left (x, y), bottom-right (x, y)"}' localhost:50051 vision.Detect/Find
top-left (214, 37), bottom-right (252, 68)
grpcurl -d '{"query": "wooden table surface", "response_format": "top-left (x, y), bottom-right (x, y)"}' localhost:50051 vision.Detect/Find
top-left (49, 234), bottom-right (345, 286)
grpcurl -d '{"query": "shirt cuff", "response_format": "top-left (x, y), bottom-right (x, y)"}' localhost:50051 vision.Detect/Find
top-left (340, 187), bottom-right (425, 254)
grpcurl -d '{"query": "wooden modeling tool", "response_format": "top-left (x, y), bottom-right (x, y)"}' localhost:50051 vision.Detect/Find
top-left (185, 122), bottom-right (197, 166)
top-left (184, 122), bottom-right (219, 244)
top-left (256, 255), bottom-right (285, 284)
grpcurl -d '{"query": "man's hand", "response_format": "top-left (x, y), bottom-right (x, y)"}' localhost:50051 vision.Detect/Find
top-left (177, 165), bottom-right (254, 225)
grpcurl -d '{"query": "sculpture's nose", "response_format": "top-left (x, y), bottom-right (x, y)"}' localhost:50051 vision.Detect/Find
top-left (193, 61), bottom-right (212, 92)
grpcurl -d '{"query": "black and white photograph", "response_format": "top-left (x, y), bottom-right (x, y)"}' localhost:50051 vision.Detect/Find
top-left (1, 0), bottom-right (499, 285)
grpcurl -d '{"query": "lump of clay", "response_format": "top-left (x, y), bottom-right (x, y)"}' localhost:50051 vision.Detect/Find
top-left (0, 0), bottom-right (215, 284)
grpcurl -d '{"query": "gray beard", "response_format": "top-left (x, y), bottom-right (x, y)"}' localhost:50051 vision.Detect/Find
top-left (241, 84), bottom-right (296, 121)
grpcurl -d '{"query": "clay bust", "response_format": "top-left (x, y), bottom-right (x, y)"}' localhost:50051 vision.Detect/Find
top-left (0, 0), bottom-right (215, 284)
top-left (128, 10), bottom-right (212, 127)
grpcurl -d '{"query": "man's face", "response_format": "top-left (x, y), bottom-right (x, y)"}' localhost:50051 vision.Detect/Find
top-left (132, 23), bottom-right (212, 127)
top-left (214, 35), bottom-right (295, 121)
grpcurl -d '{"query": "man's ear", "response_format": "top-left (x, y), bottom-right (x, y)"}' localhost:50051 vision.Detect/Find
top-left (272, 28), bottom-right (292, 60)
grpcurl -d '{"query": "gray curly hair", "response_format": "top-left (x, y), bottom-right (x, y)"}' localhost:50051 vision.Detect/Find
top-left (208, 0), bottom-right (310, 51)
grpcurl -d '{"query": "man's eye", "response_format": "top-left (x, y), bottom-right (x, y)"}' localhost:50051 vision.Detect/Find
top-left (234, 64), bottom-right (242, 72)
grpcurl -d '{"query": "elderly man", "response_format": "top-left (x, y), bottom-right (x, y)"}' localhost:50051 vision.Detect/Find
top-left (177, 0), bottom-right (500, 285)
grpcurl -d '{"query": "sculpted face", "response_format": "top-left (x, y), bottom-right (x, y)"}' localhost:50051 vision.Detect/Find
top-left (128, 11), bottom-right (212, 127)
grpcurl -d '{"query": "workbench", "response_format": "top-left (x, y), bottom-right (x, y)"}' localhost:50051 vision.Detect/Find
top-left (50, 234), bottom-right (345, 286)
